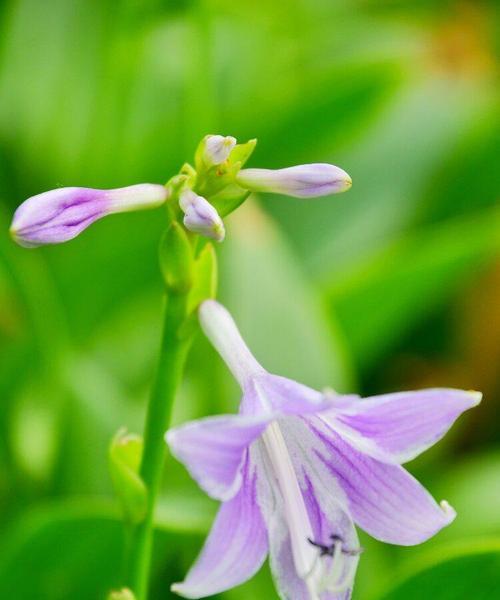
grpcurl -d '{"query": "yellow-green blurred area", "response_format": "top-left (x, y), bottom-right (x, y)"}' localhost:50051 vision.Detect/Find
top-left (0, 0), bottom-right (499, 598)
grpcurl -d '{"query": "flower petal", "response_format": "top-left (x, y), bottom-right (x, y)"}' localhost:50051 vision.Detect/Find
top-left (171, 456), bottom-right (268, 599)
top-left (327, 389), bottom-right (481, 464)
top-left (199, 300), bottom-right (265, 387)
top-left (253, 423), bottom-right (358, 600)
top-left (166, 413), bottom-right (270, 501)
top-left (241, 374), bottom-right (338, 417)
top-left (308, 415), bottom-right (456, 545)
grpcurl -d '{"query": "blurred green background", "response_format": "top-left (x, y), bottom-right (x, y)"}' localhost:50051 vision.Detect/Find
top-left (0, 0), bottom-right (499, 598)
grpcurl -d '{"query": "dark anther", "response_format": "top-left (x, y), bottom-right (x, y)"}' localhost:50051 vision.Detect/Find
top-left (308, 537), bottom-right (336, 557)
top-left (307, 534), bottom-right (364, 558)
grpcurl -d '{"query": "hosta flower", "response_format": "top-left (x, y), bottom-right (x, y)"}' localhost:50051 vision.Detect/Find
top-left (166, 300), bottom-right (481, 600)
top-left (10, 184), bottom-right (168, 247)
top-left (179, 190), bottom-right (225, 242)
top-left (236, 163), bottom-right (352, 198)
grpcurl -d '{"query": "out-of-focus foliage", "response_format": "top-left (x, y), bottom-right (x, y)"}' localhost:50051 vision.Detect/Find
top-left (377, 539), bottom-right (500, 600)
top-left (0, 0), bottom-right (498, 598)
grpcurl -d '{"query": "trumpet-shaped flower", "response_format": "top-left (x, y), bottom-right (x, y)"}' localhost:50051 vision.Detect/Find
top-left (236, 163), bottom-right (352, 198)
top-left (166, 300), bottom-right (481, 600)
top-left (10, 183), bottom-right (168, 247)
top-left (179, 190), bottom-right (225, 242)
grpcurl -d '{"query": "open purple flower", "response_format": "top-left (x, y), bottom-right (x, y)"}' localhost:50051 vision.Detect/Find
top-left (166, 300), bottom-right (481, 599)
top-left (10, 183), bottom-right (168, 247)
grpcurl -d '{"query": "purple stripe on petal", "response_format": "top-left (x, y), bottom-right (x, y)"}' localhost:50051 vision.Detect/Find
top-left (326, 389), bottom-right (481, 464)
top-left (301, 473), bottom-right (358, 600)
top-left (10, 184), bottom-right (167, 247)
top-left (236, 164), bottom-right (352, 198)
top-left (309, 417), bottom-right (455, 546)
top-left (180, 190), bottom-right (225, 241)
top-left (171, 456), bottom-right (268, 599)
top-left (166, 413), bottom-right (271, 501)
top-left (241, 374), bottom-right (334, 417)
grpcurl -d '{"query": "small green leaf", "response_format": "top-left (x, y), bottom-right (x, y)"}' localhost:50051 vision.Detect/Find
top-left (188, 243), bottom-right (218, 315)
top-left (228, 138), bottom-right (257, 168)
top-left (159, 222), bottom-right (194, 294)
top-left (108, 429), bottom-right (147, 524)
top-left (210, 184), bottom-right (251, 218)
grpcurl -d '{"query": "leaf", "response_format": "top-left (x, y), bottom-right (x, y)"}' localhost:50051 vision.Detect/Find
top-left (0, 497), bottom-right (214, 600)
top-left (376, 539), bottom-right (500, 600)
top-left (329, 205), bottom-right (500, 367)
top-left (159, 222), bottom-right (194, 295)
top-left (187, 242), bottom-right (218, 314)
top-left (286, 76), bottom-right (494, 275)
top-left (219, 202), bottom-right (355, 391)
top-left (433, 452), bottom-right (500, 542)
top-left (0, 500), bottom-right (123, 600)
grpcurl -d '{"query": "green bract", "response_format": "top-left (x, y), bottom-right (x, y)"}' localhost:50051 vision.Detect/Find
top-left (159, 222), bottom-right (195, 294)
top-left (108, 429), bottom-right (147, 525)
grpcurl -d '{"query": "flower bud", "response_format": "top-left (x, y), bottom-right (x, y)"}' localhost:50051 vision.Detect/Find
top-left (10, 183), bottom-right (168, 247)
top-left (179, 190), bottom-right (225, 242)
top-left (107, 589), bottom-right (136, 600)
top-left (201, 135), bottom-right (237, 166)
top-left (236, 163), bottom-right (352, 198)
top-left (108, 428), bottom-right (147, 525)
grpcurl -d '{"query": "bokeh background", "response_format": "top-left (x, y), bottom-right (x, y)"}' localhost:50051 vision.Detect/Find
top-left (0, 0), bottom-right (499, 598)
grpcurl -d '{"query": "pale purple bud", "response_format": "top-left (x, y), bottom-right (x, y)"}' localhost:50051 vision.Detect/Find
top-left (10, 184), bottom-right (168, 247)
top-left (236, 163), bottom-right (352, 198)
top-left (204, 135), bottom-right (237, 166)
top-left (179, 190), bottom-right (225, 242)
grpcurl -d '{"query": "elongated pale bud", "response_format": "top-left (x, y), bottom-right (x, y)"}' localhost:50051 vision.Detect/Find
top-left (202, 135), bottom-right (237, 166)
top-left (10, 183), bottom-right (168, 247)
top-left (236, 163), bottom-right (352, 198)
top-left (179, 190), bottom-right (225, 242)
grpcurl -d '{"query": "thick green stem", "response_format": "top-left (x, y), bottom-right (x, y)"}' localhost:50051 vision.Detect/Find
top-left (127, 291), bottom-right (191, 599)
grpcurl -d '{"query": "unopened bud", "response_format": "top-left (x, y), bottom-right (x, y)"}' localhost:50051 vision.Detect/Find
top-left (108, 429), bottom-right (147, 524)
top-left (107, 588), bottom-right (136, 600)
top-left (180, 190), bottom-right (225, 242)
top-left (236, 163), bottom-right (352, 198)
top-left (199, 135), bottom-right (237, 167)
top-left (10, 183), bottom-right (168, 247)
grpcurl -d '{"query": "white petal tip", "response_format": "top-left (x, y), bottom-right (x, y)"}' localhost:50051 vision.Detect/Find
top-left (440, 500), bottom-right (456, 520)
top-left (467, 390), bottom-right (483, 405)
top-left (199, 298), bottom-right (219, 318)
top-left (170, 583), bottom-right (198, 599)
top-left (164, 429), bottom-right (175, 446)
top-left (223, 135), bottom-right (237, 147)
top-left (213, 224), bottom-right (226, 242)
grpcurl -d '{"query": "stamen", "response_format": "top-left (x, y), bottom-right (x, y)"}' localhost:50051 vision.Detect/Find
top-left (307, 533), bottom-right (362, 595)
top-left (308, 534), bottom-right (363, 558)
top-left (261, 421), bottom-right (317, 578)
